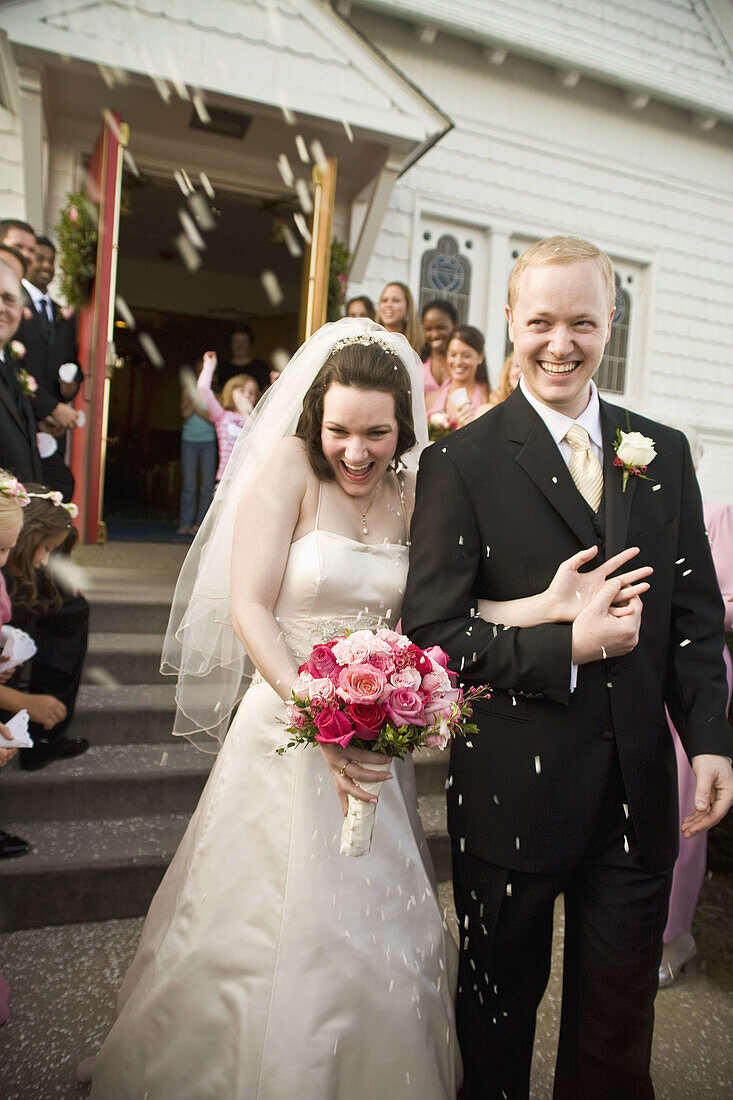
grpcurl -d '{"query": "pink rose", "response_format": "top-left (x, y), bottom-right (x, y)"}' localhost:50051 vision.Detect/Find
top-left (309, 677), bottom-right (337, 706)
top-left (369, 650), bottom-right (395, 676)
top-left (306, 644), bottom-right (339, 680)
top-left (421, 668), bottom-right (451, 697)
top-left (69, 205), bottom-right (79, 224)
top-left (337, 664), bottom-right (388, 705)
top-left (408, 643), bottom-right (432, 674)
top-left (286, 704), bottom-right (306, 729)
top-left (424, 645), bottom-right (450, 669)
top-left (9, 340), bottom-right (26, 359)
top-left (314, 707), bottom-right (354, 748)
top-left (425, 722), bottom-right (450, 750)
top-left (390, 666), bottom-right (422, 690)
top-left (292, 671), bottom-right (314, 698)
top-left (346, 703), bottom-right (385, 741)
top-left (384, 688), bottom-right (426, 728)
top-left (424, 693), bottom-right (461, 724)
top-left (22, 306), bottom-right (33, 322)
top-left (61, 305), bottom-right (74, 320)
top-left (1, 477), bottom-right (20, 498)
top-left (377, 627), bottom-right (404, 644)
top-left (49, 491), bottom-right (63, 506)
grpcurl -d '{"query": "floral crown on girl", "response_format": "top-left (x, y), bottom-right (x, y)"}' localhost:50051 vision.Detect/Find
top-left (1, 476), bottom-right (79, 519)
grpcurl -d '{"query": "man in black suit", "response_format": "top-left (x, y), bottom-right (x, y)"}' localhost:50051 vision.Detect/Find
top-left (402, 236), bottom-right (733, 1099)
top-left (17, 235), bottom-right (81, 499)
top-left (0, 258), bottom-right (43, 484)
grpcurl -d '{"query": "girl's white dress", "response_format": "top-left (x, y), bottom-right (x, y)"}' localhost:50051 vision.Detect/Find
top-left (91, 523), bottom-right (460, 1099)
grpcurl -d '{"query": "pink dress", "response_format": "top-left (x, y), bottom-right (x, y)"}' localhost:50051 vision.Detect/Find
top-left (664, 501), bottom-right (733, 942)
top-left (197, 360), bottom-right (249, 480)
top-left (432, 378), bottom-right (485, 413)
top-left (422, 357), bottom-right (443, 396)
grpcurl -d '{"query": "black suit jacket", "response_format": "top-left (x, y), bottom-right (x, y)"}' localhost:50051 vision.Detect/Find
top-left (17, 287), bottom-right (81, 421)
top-left (0, 352), bottom-right (44, 483)
top-left (402, 386), bottom-right (732, 875)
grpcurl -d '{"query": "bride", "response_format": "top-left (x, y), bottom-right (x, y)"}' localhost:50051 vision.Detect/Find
top-left (90, 319), bottom-right (461, 1099)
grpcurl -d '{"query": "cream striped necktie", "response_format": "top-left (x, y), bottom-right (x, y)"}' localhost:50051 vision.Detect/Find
top-left (565, 424), bottom-right (603, 512)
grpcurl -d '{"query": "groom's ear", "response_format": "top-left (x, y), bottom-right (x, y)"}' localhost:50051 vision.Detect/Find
top-left (505, 303), bottom-right (515, 342)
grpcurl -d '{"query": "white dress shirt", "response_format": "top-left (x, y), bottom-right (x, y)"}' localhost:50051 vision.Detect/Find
top-left (22, 278), bottom-right (53, 322)
top-left (519, 378), bottom-right (604, 691)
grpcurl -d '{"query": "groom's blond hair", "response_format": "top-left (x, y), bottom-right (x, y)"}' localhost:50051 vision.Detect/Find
top-left (508, 236), bottom-right (616, 314)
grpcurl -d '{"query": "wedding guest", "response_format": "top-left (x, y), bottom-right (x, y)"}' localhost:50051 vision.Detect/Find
top-left (427, 324), bottom-right (489, 427)
top-left (375, 281), bottom-right (420, 350)
top-left (177, 362), bottom-right (217, 536)
top-left (3, 486), bottom-right (89, 770)
top-left (0, 474), bottom-right (31, 862)
top-left (420, 298), bottom-right (458, 396)
top-left (489, 352), bottom-right (522, 407)
top-left (659, 430), bottom-right (733, 987)
top-left (216, 325), bottom-right (269, 392)
top-left (197, 351), bottom-right (258, 481)
top-left (16, 235), bottom-right (82, 499)
top-left (0, 219), bottom-right (36, 270)
top-left (0, 244), bottom-right (27, 281)
top-left (346, 295), bottom-right (375, 320)
top-left (0, 259), bottom-right (44, 485)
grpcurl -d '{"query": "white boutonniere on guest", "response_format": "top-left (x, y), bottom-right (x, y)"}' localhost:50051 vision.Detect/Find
top-left (8, 339), bottom-right (26, 360)
top-left (613, 429), bottom-right (657, 492)
top-left (59, 305), bottom-right (74, 322)
top-left (22, 305), bottom-right (33, 322)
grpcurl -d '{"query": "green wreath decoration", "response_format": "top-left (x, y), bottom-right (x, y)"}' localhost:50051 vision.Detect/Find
top-left (55, 192), bottom-right (98, 309)
top-left (327, 236), bottom-right (352, 323)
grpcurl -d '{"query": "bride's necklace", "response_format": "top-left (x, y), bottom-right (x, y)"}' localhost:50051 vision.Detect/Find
top-left (350, 482), bottom-right (380, 536)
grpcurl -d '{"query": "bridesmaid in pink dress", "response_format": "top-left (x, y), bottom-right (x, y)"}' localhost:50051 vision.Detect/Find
top-left (420, 298), bottom-right (457, 398)
top-left (427, 324), bottom-right (490, 427)
top-left (660, 500), bottom-right (733, 985)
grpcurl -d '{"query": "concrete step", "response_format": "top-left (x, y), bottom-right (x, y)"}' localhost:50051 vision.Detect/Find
top-left (0, 813), bottom-right (191, 931)
top-left (0, 795), bottom-right (450, 931)
top-left (71, 683), bottom-right (176, 743)
top-left (2, 743), bottom-right (213, 822)
top-left (83, 633), bottom-right (167, 685)
top-left (88, 592), bottom-right (173, 634)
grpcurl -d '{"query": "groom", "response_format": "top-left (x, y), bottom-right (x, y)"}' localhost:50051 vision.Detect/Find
top-left (402, 236), bottom-right (733, 1099)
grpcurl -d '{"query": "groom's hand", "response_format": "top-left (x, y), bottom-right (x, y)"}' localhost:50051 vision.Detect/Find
top-left (682, 755), bottom-right (733, 837)
top-left (571, 578), bottom-right (643, 665)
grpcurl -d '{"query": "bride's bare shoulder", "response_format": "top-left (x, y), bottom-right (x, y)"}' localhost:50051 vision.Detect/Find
top-left (268, 436), bottom-right (311, 477)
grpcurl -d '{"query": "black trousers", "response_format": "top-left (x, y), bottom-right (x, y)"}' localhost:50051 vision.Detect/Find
top-left (453, 762), bottom-right (672, 1100)
top-left (40, 450), bottom-right (74, 501)
top-left (6, 588), bottom-right (89, 744)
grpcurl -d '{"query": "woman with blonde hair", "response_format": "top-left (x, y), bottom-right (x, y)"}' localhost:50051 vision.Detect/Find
top-left (375, 281), bottom-right (421, 350)
top-left (489, 352), bottom-right (522, 407)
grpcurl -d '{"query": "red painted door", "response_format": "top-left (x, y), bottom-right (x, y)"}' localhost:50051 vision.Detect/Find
top-left (70, 111), bottom-right (127, 543)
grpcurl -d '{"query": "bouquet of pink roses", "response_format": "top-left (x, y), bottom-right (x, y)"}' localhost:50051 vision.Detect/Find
top-left (278, 627), bottom-right (488, 856)
top-left (427, 410), bottom-right (457, 442)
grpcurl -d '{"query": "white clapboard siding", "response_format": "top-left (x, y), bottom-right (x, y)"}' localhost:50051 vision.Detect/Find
top-left (348, 12), bottom-right (733, 500)
top-left (0, 104), bottom-right (25, 215)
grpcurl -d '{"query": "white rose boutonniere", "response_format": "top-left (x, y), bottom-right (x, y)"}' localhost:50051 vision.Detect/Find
top-left (613, 429), bottom-right (657, 492)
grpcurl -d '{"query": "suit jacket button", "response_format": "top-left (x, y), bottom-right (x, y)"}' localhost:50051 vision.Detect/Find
top-left (601, 729), bottom-right (615, 741)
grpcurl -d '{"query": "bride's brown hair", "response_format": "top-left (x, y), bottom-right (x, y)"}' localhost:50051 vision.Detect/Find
top-left (295, 342), bottom-right (417, 480)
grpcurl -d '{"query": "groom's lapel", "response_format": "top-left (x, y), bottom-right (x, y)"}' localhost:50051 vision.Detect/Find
top-left (600, 400), bottom-right (636, 561)
top-left (504, 388), bottom-right (598, 549)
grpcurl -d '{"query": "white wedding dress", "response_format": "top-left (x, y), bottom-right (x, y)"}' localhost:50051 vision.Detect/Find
top-left (91, 518), bottom-right (460, 1099)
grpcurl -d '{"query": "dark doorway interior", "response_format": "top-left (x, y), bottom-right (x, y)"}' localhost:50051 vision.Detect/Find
top-left (104, 177), bottom-right (302, 537)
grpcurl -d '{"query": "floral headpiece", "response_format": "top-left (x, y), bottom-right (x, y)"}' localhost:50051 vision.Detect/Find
top-left (0, 476), bottom-right (30, 506)
top-left (24, 488), bottom-right (79, 520)
top-left (331, 333), bottom-right (396, 355)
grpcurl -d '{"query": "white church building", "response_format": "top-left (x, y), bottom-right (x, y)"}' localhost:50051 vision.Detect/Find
top-left (0, 0), bottom-right (731, 505)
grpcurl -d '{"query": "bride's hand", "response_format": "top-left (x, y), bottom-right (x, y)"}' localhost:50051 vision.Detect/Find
top-left (544, 546), bottom-right (653, 623)
top-left (318, 742), bottom-right (392, 817)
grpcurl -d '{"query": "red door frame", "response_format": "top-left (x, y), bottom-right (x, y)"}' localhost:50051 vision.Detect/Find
top-left (70, 111), bottom-right (127, 543)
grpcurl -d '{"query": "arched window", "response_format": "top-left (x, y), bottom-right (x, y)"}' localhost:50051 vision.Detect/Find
top-left (419, 234), bottom-right (471, 323)
top-left (596, 274), bottom-right (630, 395)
